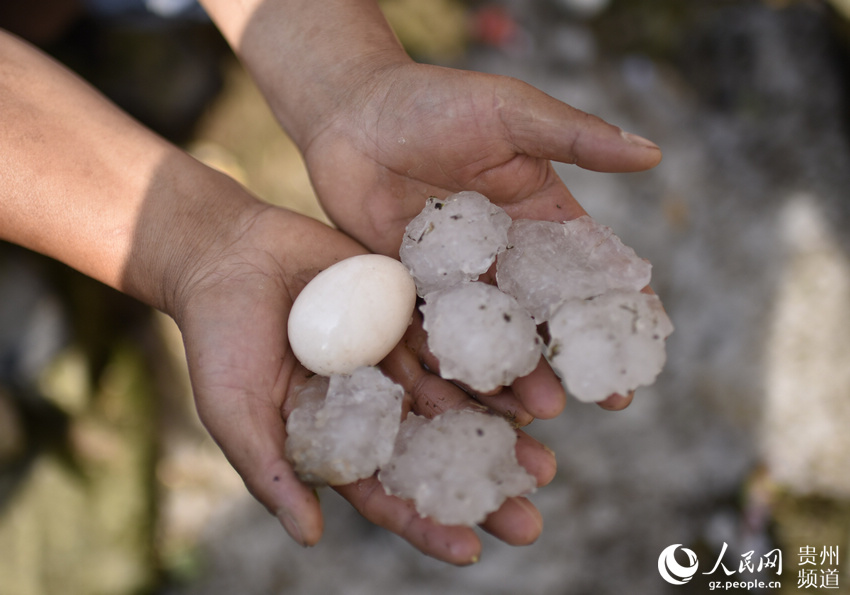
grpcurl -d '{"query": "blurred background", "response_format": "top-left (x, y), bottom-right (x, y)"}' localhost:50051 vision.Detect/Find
top-left (1, 0), bottom-right (850, 593)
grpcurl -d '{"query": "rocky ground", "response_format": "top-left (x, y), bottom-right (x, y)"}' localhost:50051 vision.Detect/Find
top-left (2, 1), bottom-right (850, 594)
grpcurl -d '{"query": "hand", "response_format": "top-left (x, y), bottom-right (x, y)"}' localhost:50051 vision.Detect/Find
top-left (302, 62), bottom-right (661, 412)
top-left (170, 200), bottom-right (557, 564)
top-left (303, 62), bottom-right (661, 256)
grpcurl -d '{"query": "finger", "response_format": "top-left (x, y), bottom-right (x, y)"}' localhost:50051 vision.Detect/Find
top-left (499, 77), bottom-right (662, 173)
top-left (335, 478), bottom-right (482, 565)
top-left (195, 387), bottom-right (323, 547)
top-left (479, 430), bottom-right (552, 545)
top-left (511, 356), bottom-right (567, 419)
top-left (474, 388), bottom-right (534, 427)
top-left (380, 332), bottom-right (471, 418)
top-left (480, 496), bottom-right (543, 546)
top-left (597, 391), bottom-right (634, 411)
top-left (515, 429), bottom-right (557, 488)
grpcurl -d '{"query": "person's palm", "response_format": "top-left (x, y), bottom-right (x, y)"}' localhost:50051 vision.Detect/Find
top-left (303, 63), bottom-right (661, 257)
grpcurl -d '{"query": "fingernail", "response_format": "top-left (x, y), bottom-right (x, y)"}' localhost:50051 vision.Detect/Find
top-left (277, 509), bottom-right (306, 547)
top-left (620, 129), bottom-right (660, 150)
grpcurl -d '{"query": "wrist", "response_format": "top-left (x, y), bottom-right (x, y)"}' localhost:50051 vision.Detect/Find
top-left (271, 49), bottom-right (413, 152)
top-left (120, 156), bottom-right (268, 319)
top-left (199, 0), bottom-right (412, 150)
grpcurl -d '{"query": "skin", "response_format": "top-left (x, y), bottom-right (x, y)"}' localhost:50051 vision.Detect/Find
top-left (0, 0), bottom-right (660, 567)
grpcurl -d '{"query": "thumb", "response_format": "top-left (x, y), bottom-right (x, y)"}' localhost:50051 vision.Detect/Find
top-left (499, 78), bottom-right (662, 173)
top-left (194, 384), bottom-right (324, 547)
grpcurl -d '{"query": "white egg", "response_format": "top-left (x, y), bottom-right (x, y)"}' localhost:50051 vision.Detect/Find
top-left (288, 254), bottom-right (417, 376)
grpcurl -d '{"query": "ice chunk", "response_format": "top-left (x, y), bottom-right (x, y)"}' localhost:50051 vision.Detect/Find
top-left (546, 290), bottom-right (674, 402)
top-left (379, 409), bottom-right (536, 525)
top-left (496, 217), bottom-right (652, 321)
top-left (420, 282), bottom-right (541, 393)
top-left (400, 192), bottom-right (512, 297)
top-left (285, 367), bottom-right (404, 485)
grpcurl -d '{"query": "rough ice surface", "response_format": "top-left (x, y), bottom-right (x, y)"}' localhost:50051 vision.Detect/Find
top-left (546, 290), bottom-right (674, 403)
top-left (285, 367), bottom-right (404, 486)
top-left (399, 192), bottom-right (512, 297)
top-left (379, 410), bottom-right (537, 526)
top-left (496, 217), bottom-right (653, 322)
top-left (420, 282), bottom-right (541, 393)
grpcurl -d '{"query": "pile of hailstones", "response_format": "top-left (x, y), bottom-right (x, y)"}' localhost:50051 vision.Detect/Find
top-left (285, 191), bottom-right (673, 526)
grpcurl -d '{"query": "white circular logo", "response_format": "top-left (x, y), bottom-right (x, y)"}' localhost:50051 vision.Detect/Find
top-left (658, 544), bottom-right (699, 585)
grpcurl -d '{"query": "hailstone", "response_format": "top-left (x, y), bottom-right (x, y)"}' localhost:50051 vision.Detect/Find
top-left (420, 282), bottom-right (541, 393)
top-left (496, 217), bottom-right (652, 322)
top-left (285, 367), bottom-right (404, 485)
top-left (546, 290), bottom-right (674, 402)
top-left (379, 409), bottom-right (537, 526)
top-left (400, 192), bottom-right (511, 297)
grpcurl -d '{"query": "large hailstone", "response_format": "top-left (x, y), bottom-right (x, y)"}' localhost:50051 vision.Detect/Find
top-left (546, 290), bottom-right (674, 402)
top-left (420, 282), bottom-right (541, 393)
top-left (285, 367), bottom-right (404, 485)
top-left (400, 192), bottom-right (512, 297)
top-left (379, 409), bottom-right (537, 526)
top-left (496, 217), bottom-right (652, 322)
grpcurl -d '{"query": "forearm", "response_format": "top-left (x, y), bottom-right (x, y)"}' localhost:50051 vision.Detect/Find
top-left (0, 29), bottom-right (258, 314)
top-left (199, 0), bottom-right (411, 149)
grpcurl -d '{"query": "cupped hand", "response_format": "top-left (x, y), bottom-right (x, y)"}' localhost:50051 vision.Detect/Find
top-left (302, 62), bottom-right (657, 413)
top-left (169, 199), bottom-right (556, 564)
